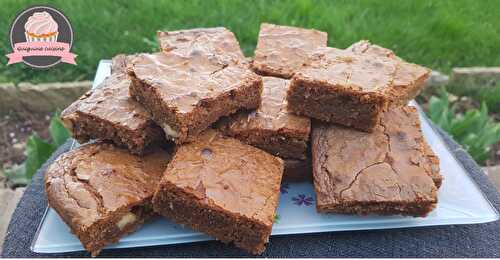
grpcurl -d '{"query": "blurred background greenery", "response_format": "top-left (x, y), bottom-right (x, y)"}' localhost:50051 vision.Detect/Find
top-left (0, 0), bottom-right (499, 186)
top-left (1, 0), bottom-right (500, 83)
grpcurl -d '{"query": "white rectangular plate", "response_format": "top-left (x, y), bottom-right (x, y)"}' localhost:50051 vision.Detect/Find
top-left (31, 60), bottom-right (499, 254)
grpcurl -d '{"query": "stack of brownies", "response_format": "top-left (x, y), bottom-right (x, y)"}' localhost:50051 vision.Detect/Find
top-left (44, 24), bottom-right (441, 256)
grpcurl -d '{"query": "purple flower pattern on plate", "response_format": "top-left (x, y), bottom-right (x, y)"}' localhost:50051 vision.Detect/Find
top-left (292, 194), bottom-right (314, 206)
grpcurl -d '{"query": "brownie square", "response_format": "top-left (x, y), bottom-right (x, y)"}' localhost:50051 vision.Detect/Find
top-left (347, 40), bottom-right (431, 107)
top-left (45, 143), bottom-right (171, 256)
top-left (251, 23), bottom-right (328, 79)
top-left (311, 106), bottom-right (440, 217)
top-left (61, 55), bottom-right (165, 155)
top-left (152, 130), bottom-right (284, 254)
top-left (157, 27), bottom-right (245, 64)
top-left (128, 52), bottom-right (263, 144)
top-left (217, 76), bottom-right (310, 160)
top-left (287, 46), bottom-right (430, 132)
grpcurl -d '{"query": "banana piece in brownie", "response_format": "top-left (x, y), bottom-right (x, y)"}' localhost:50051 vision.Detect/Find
top-left (44, 143), bottom-right (171, 256)
top-left (128, 52), bottom-right (263, 144)
top-left (251, 23), bottom-right (328, 79)
top-left (152, 130), bottom-right (284, 254)
top-left (312, 106), bottom-right (440, 217)
top-left (61, 55), bottom-right (165, 155)
top-left (287, 46), bottom-right (430, 132)
top-left (217, 76), bottom-right (310, 160)
top-left (157, 27), bottom-right (245, 65)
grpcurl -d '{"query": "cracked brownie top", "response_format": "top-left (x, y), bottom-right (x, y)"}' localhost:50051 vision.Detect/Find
top-left (62, 72), bottom-right (153, 131)
top-left (295, 43), bottom-right (430, 106)
top-left (111, 54), bottom-right (137, 74)
top-left (128, 52), bottom-right (262, 115)
top-left (312, 106), bottom-right (438, 208)
top-left (347, 40), bottom-right (431, 106)
top-left (218, 76), bottom-right (311, 138)
top-left (45, 143), bottom-right (170, 229)
top-left (157, 27), bottom-right (245, 64)
top-left (252, 23), bottom-right (328, 79)
top-left (159, 129), bottom-right (284, 226)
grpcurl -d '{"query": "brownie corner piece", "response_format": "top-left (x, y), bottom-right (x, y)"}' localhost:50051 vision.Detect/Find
top-left (347, 40), bottom-right (431, 107)
top-left (217, 76), bottom-right (311, 160)
top-left (44, 142), bottom-right (170, 256)
top-left (312, 106), bottom-right (439, 217)
top-left (128, 52), bottom-right (263, 144)
top-left (251, 23), bottom-right (328, 79)
top-left (156, 27), bottom-right (245, 64)
top-left (61, 73), bottom-right (164, 155)
top-left (152, 130), bottom-right (283, 254)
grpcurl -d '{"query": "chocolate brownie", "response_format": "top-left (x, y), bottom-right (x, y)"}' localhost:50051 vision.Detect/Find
top-left (251, 23), bottom-right (328, 79)
top-left (217, 76), bottom-right (310, 160)
top-left (152, 130), bottom-right (284, 254)
top-left (44, 143), bottom-right (171, 256)
top-left (61, 65), bottom-right (165, 155)
top-left (287, 46), bottom-right (431, 132)
top-left (128, 52), bottom-right (263, 144)
top-left (157, 27), bottom-right (245, 64)
top-left (283, 158), bottom-right (312, 183)
top-left (311, 106), bottom-right (439, 217)
top-left (347, 40), bottom-right (431, 107)
top-left (424, 142), bottom-right (442, 188)
top-left (110, 54), bottom-right (136, 74)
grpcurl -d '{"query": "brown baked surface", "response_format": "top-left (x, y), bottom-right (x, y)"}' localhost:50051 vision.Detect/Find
top-left (311, 106), bottom-right (440, 217)
top-left (152, 129), bottom-right (283, 254)
top-left (217, 76), bottom-right (310, 160)
top-left (347, 40), bottom-right (431, 107)
top-left (251, 23), bottom-right (328, 79)
top-left (128, 52), bottom-right (263, 144)
top-left (283, 158), bottom-right (312, 183)
top-left (287, 46), bottom-right (430, 132)
top-left (111, 54), bottom-right (137, 74)
top-left (44, 142), bottom-right (170, 256)
top-left (61, 58), bottom-right (165, 155)
top-left (157, 27), bottom-right (245, 64)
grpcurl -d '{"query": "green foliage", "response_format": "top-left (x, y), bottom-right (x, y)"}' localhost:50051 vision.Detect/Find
top-left (447, 83), bottom-right (500, 114)
top-left (3, 113), bottom-right (71, 186)
top-left (427, 89), bottom-right (500, 164)
top-left (274, 214), bottom-right (280, 224)
top-left (49, 114), bottom-right (71, 147)
top-left (2, 0), bottom-right (500, 83)
top-left (24, 134), bottom-right (57, 180)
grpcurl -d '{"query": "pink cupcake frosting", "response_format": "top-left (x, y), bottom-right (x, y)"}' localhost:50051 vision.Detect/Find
top-left (24, 11), bottom-right (58, 36)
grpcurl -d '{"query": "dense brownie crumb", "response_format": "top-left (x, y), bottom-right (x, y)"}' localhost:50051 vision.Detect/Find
top-left (217, 77), bottom-right (310, 160)
top-left (61, 58), bottom-right (166, 155)
top-left (287, 46), bottom-right (430, 132)
top-left (44, 143), bottom-right (171, 256)
top-left (128, 52), bottom-right (263, 144)
top-left (251, 23), bottom-right (328, 79)
top-left (153, 130), bottom-right (283, 254)
top-left (312, 106), bottom-right (440, 217)
top-left (283, 158), bottom-right (312, 182)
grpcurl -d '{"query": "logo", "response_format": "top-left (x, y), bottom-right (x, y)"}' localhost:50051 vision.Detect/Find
top-left (6, 5), bottom-right (77, 68)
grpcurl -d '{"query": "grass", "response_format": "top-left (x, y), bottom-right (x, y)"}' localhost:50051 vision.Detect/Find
top-left (1, 0), bottom-right (500, 84)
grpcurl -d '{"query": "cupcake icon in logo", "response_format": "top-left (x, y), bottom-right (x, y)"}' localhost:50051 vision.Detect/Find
top-left (24, 11), bottom-right (59, 42)
top-left (6, 6), bottom-right (77, 68)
